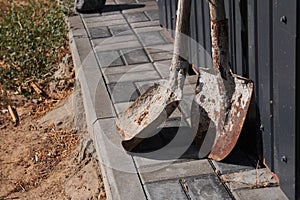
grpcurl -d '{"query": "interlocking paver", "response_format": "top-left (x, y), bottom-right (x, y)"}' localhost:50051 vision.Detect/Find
top-left (121, 48), bottom-right (150, 65)
top-left (108, 82), bottom-right (140, 103)
top-left (88, 27), bottom-right (112, 39)
top-left (81, 13), bottom-right (102, 18)
top-left (94, 40), bottom-right (141, 52)
top-left (184, 174), bottom-right (232, 199)
top-left (144, 10), bottom-right (159, 21)
top-left (96, 50), bottom-right (124, 67)
top-left (232, 187), bottom-right (288, 200)
top-left (104, 70), bottom-right (161, 84)
top-left (85, 19), bottom-right (127, 28)
top-left (109, 24), bottom-right (133, 35)
top-left (124, 12), bottom-right (149, 23)
top-left (146, 43), bottom-right (174, 52)
top-left (114, 101), bottom-right (133, 115)
top-left (115, 0), bottom-right (137, 3)
top-left (92, 34), bottom-right (137, 47)
top-left (154, 60), bottom-right (171, 78)
top-left (84, 14), bottom-right (124, 23)
top-left (210, 152), bottom-right (255, 175)
top-left (131, 20), bottom-right (160, 28)
top-left (221, 168), bottom-right (278, 191)
top-left (149, 51), bottom-right (173, 62)
top-left (139, 160), bottom-right (213, 183)
top-left (138, 31), bottom-right (168, 46)
top-left (133, 25), bottom-right (163, 33)
top-left (103, 63), bottom-right (155, 75)
top-left (144, 180), bottom-right (187, 200)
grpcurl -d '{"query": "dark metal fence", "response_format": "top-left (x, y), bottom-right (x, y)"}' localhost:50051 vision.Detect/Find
top-left (158, 0), bottom-right (299, 199)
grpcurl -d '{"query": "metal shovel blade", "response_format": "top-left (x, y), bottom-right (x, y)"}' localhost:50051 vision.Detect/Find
top-left (193, 67), bottom-right (253, 161)
top-left (116, 0), bottom-right (192, 151)
top-left (115, 81), bottom-right (180, 150)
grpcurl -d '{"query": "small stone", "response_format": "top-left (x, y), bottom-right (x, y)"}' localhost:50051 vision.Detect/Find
top-left (56, 121), bottom-right (63, 126)
top-left (1, 109), bottom-right (8, 114)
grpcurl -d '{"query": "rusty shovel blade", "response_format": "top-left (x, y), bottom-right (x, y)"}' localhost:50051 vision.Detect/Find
top-left (116, 0), bottom-right (192, 151)
top-left (193, 67), bottom-right (254, 161)
top-left (115, 81), bottom-right (180, 151)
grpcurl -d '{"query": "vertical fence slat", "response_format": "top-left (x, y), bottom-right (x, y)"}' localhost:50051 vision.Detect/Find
top-left (272, 0), bottom-right (297, 198)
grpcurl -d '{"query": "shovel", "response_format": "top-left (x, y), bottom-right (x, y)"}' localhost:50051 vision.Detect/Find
top-left (192, 0), bottom-right (253, 161)
top-left (116, 0), bottom-right (253, 161)
top-left (116, 0), bottom-right (193, 150)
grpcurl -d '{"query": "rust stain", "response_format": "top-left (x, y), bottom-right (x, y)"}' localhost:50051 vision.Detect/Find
top-left (116, 124), bottom-right (126, 139)
top-left (135, 110), bottom-right (149, 125)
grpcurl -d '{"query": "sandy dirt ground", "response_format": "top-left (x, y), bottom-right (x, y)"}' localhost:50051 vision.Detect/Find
top-left (0, 64), bottom-right (106, 200)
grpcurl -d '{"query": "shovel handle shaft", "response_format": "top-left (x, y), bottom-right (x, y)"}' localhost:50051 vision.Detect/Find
top-left (169, 0), bottom-right (192, 93)
top-left (208, 0), bottom-right (232, 78)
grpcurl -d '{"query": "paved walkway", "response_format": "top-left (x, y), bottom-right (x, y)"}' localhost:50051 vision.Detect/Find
top-left (68, 0), bottom-right (288, 199)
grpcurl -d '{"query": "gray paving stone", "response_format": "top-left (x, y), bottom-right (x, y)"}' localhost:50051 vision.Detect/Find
top-left (146, 43), bottom-right (174, 52)
top-left (144, 10), bottom-right (159, 21)
top-left (131, 20), bottom-right (160, 28)
top-left (115, 0), bottom-right (137, 3)
top-left (94, 40), bottom-right (141, 52)
top-left (103, 63), bottom-right (155, 75)
top-left (86, 19), bottom-right (127, 28)
top-left (83, 14), bottom-right (124, 23)
top-left (210, 159), bottom-right (254, 175)
top-left (221, 168), bottom-right (278, 191)
top-left (149, 51), bottom-right (173, 62)
top-left (133, 155), bottom-right (179, 170)
top-left (92, 34), bottom-right (137, 47)
top-left (96, 51), bottom-right (124, 67)
top-left (154, 60), bottom-right (171, 78)
top-left (80, 13), bottom-right (101, 18)
top-left (109, 24), bottom-right (133, 35)
top-left (121, 48), bottom-right (150, 65)
top-left (108, 82), bottom-right (140, 103)
top-left (138, 31), bottom-right (167, 46)
top-left (209, 149), bottom-right (258, 175)
top-left (105, 70), bottom-right (160, 84)
top-left (184, 174), bottom-right (232, 200)
top-left (144, 179), bottom-right (187, 200)
top-left (114, 101), bottom-right (133, 115)
top-left (134, 26), bottom-right (163, 33)
top-left (88, 27), bottom-right (111, 39)
top-left (232, 187), bottom-right (288, 200)
top-left (124, 12), bottom-right (149, 23)
top-left (139, 160), bottom-right (214, 183)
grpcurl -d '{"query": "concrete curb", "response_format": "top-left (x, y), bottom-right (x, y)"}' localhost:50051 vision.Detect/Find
top-left (68, 17), bottom-right (114, 200)
top-left (68, 13), bottom-right (147, 200)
